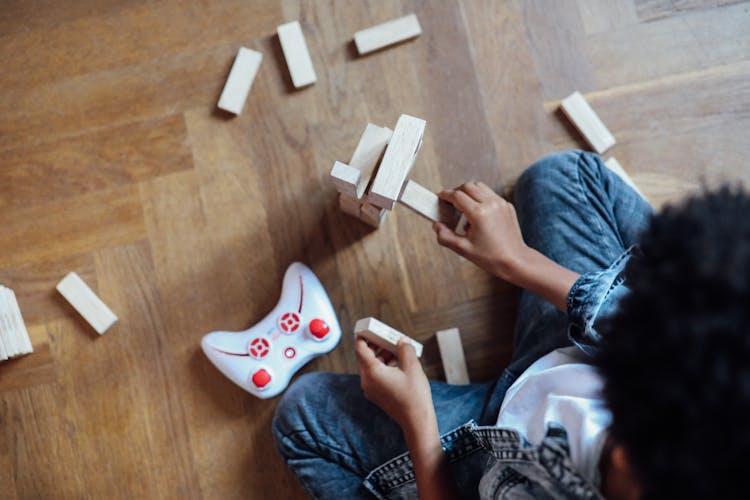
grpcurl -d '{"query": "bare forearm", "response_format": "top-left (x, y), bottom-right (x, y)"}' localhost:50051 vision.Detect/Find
top-left (504, 247), bottom-right (580, 312)
top-left (404, 417), bottom-right (459, 500)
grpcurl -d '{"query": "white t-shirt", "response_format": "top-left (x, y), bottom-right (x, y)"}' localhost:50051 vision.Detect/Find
top-left (496, 346), bottom-right (612, 486)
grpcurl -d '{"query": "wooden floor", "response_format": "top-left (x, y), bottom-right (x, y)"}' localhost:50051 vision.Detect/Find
top-left (1, 1), bottom-right (748, 498)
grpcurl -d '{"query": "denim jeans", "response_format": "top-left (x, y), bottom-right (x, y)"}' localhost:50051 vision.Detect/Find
top-left (273, 151), bottom-right (652, 499)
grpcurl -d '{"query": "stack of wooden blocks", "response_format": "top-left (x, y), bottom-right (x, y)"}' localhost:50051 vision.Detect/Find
top-left (330, 121), bottom-right (397, 227)
top-left (330, 114), bottom-right (466, 231)
top-left (0, 285), bottom-right (33, 361)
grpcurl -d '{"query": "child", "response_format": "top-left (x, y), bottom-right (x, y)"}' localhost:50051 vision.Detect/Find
top-left (273, 151), bottom-right (750, 499)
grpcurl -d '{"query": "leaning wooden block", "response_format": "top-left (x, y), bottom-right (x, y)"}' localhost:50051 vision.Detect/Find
top-left (349, 124), bottom-right (393, 199)
top-left (399, 180), bottom-right (462, 227)
top-left (604, 157), bottom-right (646, 200)
top-left (330, 161), bottom-right (361, 198)
top-left (359, 202), bottom-right (387, 227)
top-left (277, 21), bottom-right (317, 88)
top-left (56, 272), bottom-right (118, 335)
top-left (354, 317), bottom-right (423, 358)
top-left (436, 328), bottom-right (470, 385)
top-left (217, 47), bottom-right (263, 115)
top-left (368, 114), bottom-right (426, 210)
top-left (354, 13), bottom-right (422, 55)
top-left (338, 193), bottom-right (361, 218)
top-left (560, 91), bottom-right (615, 154)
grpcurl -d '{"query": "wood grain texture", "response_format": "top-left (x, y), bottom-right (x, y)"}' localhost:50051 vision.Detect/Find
top-left (0, 0), bottom-right (748, 498)
top-left (0, 115), bottom-right (193, 209)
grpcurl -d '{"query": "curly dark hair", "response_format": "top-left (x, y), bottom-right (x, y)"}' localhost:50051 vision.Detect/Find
top-left (594, 186), bottom-right (750, 499)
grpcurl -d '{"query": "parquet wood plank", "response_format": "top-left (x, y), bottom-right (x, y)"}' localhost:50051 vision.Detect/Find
top-left (0, 185), bottom-right (145, 270)
top-left (2, 379), bottom-right (89, 497)
top-left (0, 0), bottom-right (280, 91)
top-left (0, 0), bottom-right (144, 37)
top-left (91, 241), bottom-right (202, 499)
top-left (407, 1), bottom-right (500, 188)
top-left (0, 324), bottom-right (55, 393)
top-left (576, 0), bottom-right (639, 34)
top-left (634, 0), bottom-right (748, 21)
top-left (521, 0), bottom-right (598, 100)
top-left (588, 2), bottom-right (750, 88)
top-left (0, 115), bottom-right (192, 209)
top-left (460, 0), bottom-right (548, 182)
top-left (0, 44), bottom-right (261, 150)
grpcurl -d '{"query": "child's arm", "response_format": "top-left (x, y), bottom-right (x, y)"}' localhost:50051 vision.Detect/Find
top-left (355, 339), bottom-right (459, 500)
top-left (433, 181), bottom-right (580, 312)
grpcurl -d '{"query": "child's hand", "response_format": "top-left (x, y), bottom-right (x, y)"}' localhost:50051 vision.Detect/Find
top-left (434, 181), bottom-right (529, 283)
top-left (355, 337), bottom-right (434, 433)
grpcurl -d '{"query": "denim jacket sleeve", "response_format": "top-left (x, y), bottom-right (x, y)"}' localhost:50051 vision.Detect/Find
top-left (566, 246), bottom-right (636, 357)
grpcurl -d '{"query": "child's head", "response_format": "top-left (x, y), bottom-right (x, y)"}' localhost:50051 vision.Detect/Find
top-left (595, 186), bottom-right (750, 499)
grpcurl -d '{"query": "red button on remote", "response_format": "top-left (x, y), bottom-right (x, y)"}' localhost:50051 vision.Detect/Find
top-left (279, 312), bottom-right (302, 334)
top-left (248, 337), bottom-right (271, 359)
top-left (252, 369), bottom-right (271, 389)
top-left (309, 318), bottom-right (330, 340)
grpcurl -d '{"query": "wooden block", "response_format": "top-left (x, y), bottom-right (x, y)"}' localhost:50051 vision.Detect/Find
top-left (6, 288), bottom-right (32, 355)
top-left (0, 289), bottom-right (10, 360)
top-left (359, 202), bottom-right (387, 228)
top-left (338, 193), bottom-right (361, 218)
top-left (398, 180), bottom-right (462, 227)
top-left (217, 47), bottom-right (263, 115)
top-left (368, 114), bottom-right (426, 210)
top-left (56, 272), bottom-right (118, 335)
top-left (0, 286), bottom-right (33, 361)
top-left (560, 91), bottom-right (615, 154)
top-left (455, 213), bottom-right (469, 236)
top-left (436, 328), bottom-right (469, 385)
top-left (354, 317), bottom-right (423, 358)
top-left (604, 157), bottom-right (646, 200)
top-left (0, 288), bottom-right (13, 359)
top-left (349, 124), bottom-right (393, 199)
top-left (354, 13), bottom-right (422, 55)
top-left (277, 21), bottom-right (317, 88)
top-left (330, 161), bottom-right (361, 198)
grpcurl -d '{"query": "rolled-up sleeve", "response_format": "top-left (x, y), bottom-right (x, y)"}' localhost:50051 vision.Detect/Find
top-left (566, 246), bottom-right (636, 357)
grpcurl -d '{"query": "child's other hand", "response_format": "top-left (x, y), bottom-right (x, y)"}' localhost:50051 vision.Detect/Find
top-left (434, 181), bottom-right (529, 282)
top-left (355, 337), bottom-right (434, 433)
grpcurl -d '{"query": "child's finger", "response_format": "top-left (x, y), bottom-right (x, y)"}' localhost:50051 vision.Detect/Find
top-left (397, 341), bottom-right (419, 371)
top-left (355, 337), bottom-right (380, 371)
top-left (434, 223), bottom-right (471, 255)
top-left (460, 181), bottom-right (486, 202)
top-left (441, 188), bottom-right (479, 214)
top-left (473, 181), bottom-right (498, 200)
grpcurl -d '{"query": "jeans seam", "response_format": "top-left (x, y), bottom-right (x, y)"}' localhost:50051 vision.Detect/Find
top-left (573, 152), bottom-right (612, 253)
top-left (279, 427), bottom-right (364, 473)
